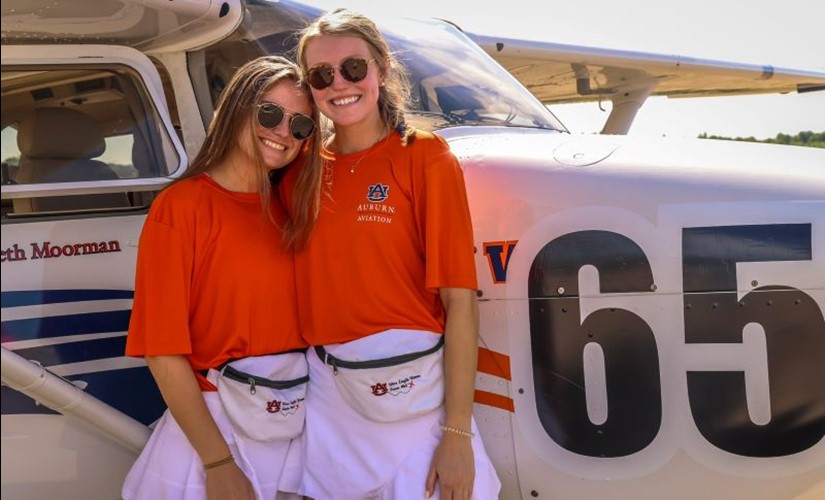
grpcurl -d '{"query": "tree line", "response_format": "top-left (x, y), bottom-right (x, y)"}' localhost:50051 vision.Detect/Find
top-left (698, 131), bottom-right (825, 148)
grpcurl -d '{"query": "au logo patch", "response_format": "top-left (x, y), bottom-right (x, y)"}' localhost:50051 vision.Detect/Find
top-left (366, 183), bottom-right (390, 203)
top-left (369, 375), bottom-right (421, 397)
top-left (266, 398), bottom-right (303, 415)
top-left (371, 382), bottom-right (389, 396)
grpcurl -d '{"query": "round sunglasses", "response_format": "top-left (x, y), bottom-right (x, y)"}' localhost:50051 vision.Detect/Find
top-left (306, 57), bottom-right (375, 90)
top-left (256, 102), bottom-right (315, 141)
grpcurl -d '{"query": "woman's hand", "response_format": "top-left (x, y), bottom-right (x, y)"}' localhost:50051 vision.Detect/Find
top-left (206, 461), bottom-right (256, 500)
top-left (426, 431), bottom-right (475, 499)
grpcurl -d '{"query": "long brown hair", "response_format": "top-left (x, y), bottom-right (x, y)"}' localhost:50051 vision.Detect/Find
top-left (175, 56), bottom-right (322, 249)
top-left (296, 8), bottom-right (415, 145)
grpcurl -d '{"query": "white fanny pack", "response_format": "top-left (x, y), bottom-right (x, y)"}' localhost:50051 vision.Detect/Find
top-left (316, 330), bottom-right (445, 423)
top-left (207, 350), bottom-right (308, 442)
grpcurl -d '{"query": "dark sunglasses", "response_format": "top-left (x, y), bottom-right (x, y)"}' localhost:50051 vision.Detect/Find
top-left (306, 57), bottom-right (375, 90)
top-left (256, 102), bottom-right (315, 141)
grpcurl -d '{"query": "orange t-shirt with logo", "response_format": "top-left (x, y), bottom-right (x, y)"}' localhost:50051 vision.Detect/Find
top-left (294, 130), bottom-right (477, 345)
top-left (126, 174), bottom-right (307, 391)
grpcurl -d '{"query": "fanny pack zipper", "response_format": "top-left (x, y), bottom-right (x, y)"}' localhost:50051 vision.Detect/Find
top-left (221, 365), bottom-right (309, 394)
top-left (316, 335), bottom-right (445, 374)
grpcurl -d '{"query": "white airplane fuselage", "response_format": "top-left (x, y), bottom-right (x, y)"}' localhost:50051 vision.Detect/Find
top-left (1, 1), bottom-right (823, 499)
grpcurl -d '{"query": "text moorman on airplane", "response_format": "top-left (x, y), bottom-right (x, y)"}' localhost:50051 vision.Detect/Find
top-left (1, 241), bottom-right (123, 262)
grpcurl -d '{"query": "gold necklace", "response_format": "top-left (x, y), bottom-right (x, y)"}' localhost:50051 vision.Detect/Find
top-left (348, 150), bottom-right (370, 174)
top-left (333, 129), bottom-right (390, 174)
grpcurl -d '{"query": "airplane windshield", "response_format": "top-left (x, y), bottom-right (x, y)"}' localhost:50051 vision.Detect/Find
top-left (206, 3), bottom-right (565, 134)
top-left (379, 16), bottom-right (566, 132)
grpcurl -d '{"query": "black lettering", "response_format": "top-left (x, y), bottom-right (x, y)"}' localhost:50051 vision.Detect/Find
top-left (683, 224), bottom-right (825, 457)
top-left (529, 230), bottom-right (660, 457)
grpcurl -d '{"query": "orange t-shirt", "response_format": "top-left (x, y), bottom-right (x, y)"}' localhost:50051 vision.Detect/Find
top-left (126, 174), bottom-right (307, 391)
top-left (294, 130), bottom-right (477, 345)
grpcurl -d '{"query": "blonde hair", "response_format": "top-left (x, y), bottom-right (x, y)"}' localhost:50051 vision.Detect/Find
top-left (296, 8), bottom-right (415, 145)
top-left (176, 55), bottom-right (322, 249)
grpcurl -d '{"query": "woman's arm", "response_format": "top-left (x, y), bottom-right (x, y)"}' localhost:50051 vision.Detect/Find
top-left (426, 287), bottom-right (479, 498)
top-left (146, 355), bottom-right (255, 500)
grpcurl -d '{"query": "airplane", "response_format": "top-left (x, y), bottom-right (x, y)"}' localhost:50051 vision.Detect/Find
top-left (1, 0), bottom-right (823, 499)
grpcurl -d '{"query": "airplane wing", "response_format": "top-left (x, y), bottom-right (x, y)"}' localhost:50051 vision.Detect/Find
top-left (468, 33), bottom-right (825, 105)
top-left (466, 32), bottom-right (825, 134)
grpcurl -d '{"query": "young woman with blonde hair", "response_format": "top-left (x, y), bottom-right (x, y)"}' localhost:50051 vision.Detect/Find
top-left (293, 9), bottom-right (501, 500)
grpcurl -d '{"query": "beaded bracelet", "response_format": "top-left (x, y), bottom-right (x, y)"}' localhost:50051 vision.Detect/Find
top-left (203, 454), bottom-right (234, 470)
top-left (441, 425), bottom-right (475, 438)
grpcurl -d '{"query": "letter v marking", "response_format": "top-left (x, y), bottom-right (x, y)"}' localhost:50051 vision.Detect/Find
top-left (483, 241), bottom-right (518, 284)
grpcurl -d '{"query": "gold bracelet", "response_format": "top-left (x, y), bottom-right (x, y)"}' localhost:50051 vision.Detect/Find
top-left (203, 454), bottom-right (234, 470)
top-left (441, 425), bottom-right (475, 438)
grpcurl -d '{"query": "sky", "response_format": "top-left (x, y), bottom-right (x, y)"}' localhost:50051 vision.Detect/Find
top-left (307, 0), bottom-right (825, 140)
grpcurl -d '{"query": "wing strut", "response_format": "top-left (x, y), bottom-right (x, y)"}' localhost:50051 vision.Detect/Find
top-left (1, 346), bottom-right (151, 453)
top-left (601, 81), bottom-right (656, 135)
top-left (572, 62), bottom-right (656, 134)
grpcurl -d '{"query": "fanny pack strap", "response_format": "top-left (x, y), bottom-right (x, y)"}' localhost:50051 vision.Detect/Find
top-left (197, 348), bottom-right (309, 381)
top-left (315, 335), bottom-right (445, 371)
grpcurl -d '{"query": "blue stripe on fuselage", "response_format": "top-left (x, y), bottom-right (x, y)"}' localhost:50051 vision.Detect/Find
top-left (1, 310), bottom-right (131, 342)
top-left (1, 289), bottom-right (134, 307)
top-left (12, 335), bottom-right (127, 366)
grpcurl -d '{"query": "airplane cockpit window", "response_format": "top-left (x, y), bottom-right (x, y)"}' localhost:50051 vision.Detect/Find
top-left (1, 65), bottom-right (179, 218)
top-left (198, 4), bottom-right (564, 134)
top-left (382, 17), bottom-right (565, 132)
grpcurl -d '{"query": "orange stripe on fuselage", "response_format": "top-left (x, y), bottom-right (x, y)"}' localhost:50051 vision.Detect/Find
top-left (474, 390), bottom-right (515, 412)
top-left (474, 347), bottom-right (515, 411)
top-left (477, 347), bottom-right (511, 380)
